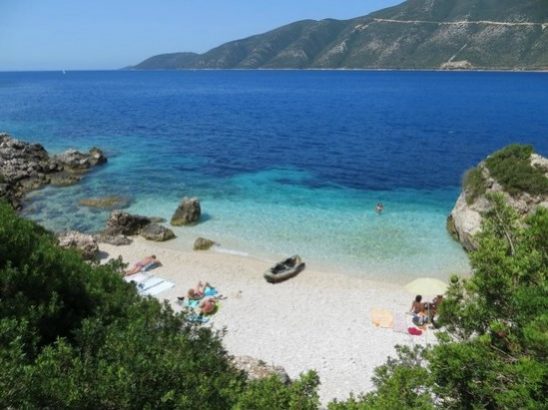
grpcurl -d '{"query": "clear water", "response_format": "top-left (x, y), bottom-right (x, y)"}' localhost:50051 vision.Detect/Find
top-left (2, 71), bottom-right (547, 282)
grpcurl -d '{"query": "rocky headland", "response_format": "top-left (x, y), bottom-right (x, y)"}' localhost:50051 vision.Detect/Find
top-left (0, 133), bottom-right (107, 210)
top-left (448, 144), bottom-right (548, 251)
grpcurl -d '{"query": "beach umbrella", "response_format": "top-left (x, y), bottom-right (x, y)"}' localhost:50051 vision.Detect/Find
top-left (404, 277), bottom-right (448, 297)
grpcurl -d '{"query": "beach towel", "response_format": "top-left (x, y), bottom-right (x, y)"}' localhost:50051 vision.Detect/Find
top-left (142, 261), bottom-right (160, 272)
top-left (184, 298), bottom-right (201, 309)
top-left (188, 313), bottom-right (209, 324)
top-left (408, 327), bottom-right (423, 336)
top-left (124, 272), bottom-right (150, 284)
top-left (393, 312), bottom-right (409, 334)
top-left (137, 277), bottom-right (175, 296)
top-left (204, 286), bottom-right (218, 297)
top-left (370, 308), bottom-right (394, 328)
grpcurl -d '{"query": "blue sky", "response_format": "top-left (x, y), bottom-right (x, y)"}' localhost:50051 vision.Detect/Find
top-left (0, 0), bottom-right (401, 70)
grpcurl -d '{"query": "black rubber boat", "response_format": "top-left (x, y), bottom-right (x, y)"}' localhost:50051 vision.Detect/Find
top-left (264, 255), bottom-right (305, 283)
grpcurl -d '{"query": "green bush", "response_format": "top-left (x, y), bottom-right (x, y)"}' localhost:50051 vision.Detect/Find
top-left (462, 166), bottom-right (486, 204)
top-left (0, 201), bottom-right (319, 408)
top-left (485, 144), bottom-right (548, 196)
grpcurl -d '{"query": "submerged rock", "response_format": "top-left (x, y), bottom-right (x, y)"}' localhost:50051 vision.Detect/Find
top-left (49, 171), bottom-right (82, 186)
top-left (105, 210), bottom-right (151, 236)
top-left (79, 196), bottom-right (131, 209)
top-left (232, 356), bottom-right (290, 384)
top-left (171, 197), bottom-right (201, 226)
top-left (57, 230), bottom-right (99, 260)
top-left (140, 223), bottom-right (176, 242)
top-left (193, 237), bottom-right (216, 251)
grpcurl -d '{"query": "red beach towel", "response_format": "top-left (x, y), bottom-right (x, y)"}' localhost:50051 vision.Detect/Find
top-left (408, 327), bottom-right (423, 336)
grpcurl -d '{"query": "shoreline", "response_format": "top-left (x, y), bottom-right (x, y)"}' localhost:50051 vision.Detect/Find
top-left (100, 236), bottom-right (438, 404)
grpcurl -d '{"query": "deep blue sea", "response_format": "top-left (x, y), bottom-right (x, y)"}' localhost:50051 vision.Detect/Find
top-left (1, 70), bottom-right (547, 282)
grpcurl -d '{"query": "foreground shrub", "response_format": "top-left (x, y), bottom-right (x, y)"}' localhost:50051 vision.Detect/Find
top-left (462, 166), bottom-right (486, 204)
top-left (0, 201), bottom-right (319, 408)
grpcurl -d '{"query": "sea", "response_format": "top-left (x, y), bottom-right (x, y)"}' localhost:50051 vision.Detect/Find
top-left (1, 70), bottom-right (547, 283)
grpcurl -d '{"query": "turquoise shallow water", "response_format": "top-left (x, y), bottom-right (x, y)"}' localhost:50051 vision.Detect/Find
top-left (4, 70), bottom-right (548, 283)
top-left (23, 166), bottom-right (468, 282)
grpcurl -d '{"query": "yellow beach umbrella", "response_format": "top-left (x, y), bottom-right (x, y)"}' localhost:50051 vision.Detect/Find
top-left (404, 277), bottom-right (448, 297)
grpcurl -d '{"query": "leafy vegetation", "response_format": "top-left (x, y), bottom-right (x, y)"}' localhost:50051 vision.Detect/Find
top-left (2, 188), bottom-right (547, 408)
top-left (462, 166), bottom-right (487, 204)
top-left (485, 144), bottom-right (548, 196)
top-left (0, 201), bottom-right (319, 409)
top-left (331, 194), bottom-right (548, 409)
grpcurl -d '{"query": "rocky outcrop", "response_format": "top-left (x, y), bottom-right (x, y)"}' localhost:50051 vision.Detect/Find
top-left (105, 211), bottom-right (151, 236)
top-left (79, 196), bottom-right (131, 210)
top-left (57, 231), bottom-right (99, 260)
top-left (101, 210), bottom-right (175, 244)
top-left (140, 224), bottom-right (176, 242)
top-left (53, 147), bottom-right (107, 171)
top-left (449, 150), bottom-right (548, 251)
top-left (0, 133), bottom-right (107, 210)
top-left (171, 197), bottom-right (201, 226)
top-left (193, 237), bottom-right (216, 251)
top-left (232, 356), bottom-right (290, 384)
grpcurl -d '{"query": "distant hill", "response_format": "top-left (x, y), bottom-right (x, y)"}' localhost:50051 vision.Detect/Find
top-left (132, 0), bottom-right (548, 70)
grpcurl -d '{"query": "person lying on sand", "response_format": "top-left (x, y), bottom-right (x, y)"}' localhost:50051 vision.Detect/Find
top-left (124, 255), bottom-right (161, 276)
top-left (199, 297), bottom-right (217, 315)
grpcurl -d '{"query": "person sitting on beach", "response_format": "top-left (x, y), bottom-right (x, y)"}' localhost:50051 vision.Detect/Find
top-left (410, 294), bottom-right (424, 315)
top-left (375, 202), bottom-right (384, 214)
top-left (125, 255), bottom-right (161, 276)
top-left (199, 297), bottom-right (217, 315)
top-left (187, 281), bottom-right (211, 300)
top-left (410, 294), bottom-right (428, 326)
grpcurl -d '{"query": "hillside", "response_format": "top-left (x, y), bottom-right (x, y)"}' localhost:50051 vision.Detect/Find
top-left (132, 0), bottom-right (548, 70)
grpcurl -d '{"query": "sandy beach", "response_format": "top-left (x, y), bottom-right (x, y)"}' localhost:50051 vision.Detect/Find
top-left (100, 237), bottom-right (435, 404)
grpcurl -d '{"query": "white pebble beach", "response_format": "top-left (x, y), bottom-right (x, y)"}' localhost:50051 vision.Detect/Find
top-left (100, 237), bottom-right (435, 405)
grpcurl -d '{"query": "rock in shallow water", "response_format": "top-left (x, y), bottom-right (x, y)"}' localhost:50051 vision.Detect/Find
top-left (193, 237), bottom-right (216, 251)
top-left (140, 223), bottom-right (176, 242)
top-left (106, 210), bottom-right (151, 236)
top-left (79, 196), bottom-right (131, 209)
top-left (171, 197), bottom-right (201, 226)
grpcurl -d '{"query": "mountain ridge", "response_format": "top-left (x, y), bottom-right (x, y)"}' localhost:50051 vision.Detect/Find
top-left (132, 0), bottom-right (548, 70)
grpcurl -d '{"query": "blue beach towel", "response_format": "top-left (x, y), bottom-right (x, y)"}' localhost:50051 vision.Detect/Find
top-left (184, 298), bottom-right (200, 309)
top-left (142, 261), bottom-right (160, 272)
top-left (204, 286), bottom-right (218, 297)
top-left (188, 313), bottom-right (209, 324)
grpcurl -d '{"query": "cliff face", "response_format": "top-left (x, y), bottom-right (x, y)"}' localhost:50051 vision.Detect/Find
top-left (132, 0), bottom-right (548, 70)
top-left (448, 146), bottom-right (548, 251)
